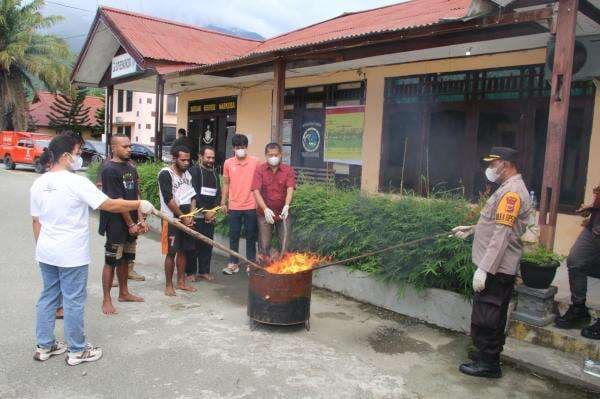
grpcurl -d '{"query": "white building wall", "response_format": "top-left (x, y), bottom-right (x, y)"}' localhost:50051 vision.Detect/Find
top-left (112, 91), bottom-right (178, 146)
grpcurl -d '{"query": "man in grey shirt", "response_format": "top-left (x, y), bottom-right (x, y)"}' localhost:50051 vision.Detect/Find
top-left (452, 147), bottom-right (532, 378)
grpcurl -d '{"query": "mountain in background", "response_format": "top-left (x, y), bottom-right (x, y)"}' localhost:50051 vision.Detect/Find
top-left (203, 24), bottom-right (264, 41)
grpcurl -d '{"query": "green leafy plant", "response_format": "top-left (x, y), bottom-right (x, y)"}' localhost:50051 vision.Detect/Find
top-left (522, 245), bottom-right (564, 266)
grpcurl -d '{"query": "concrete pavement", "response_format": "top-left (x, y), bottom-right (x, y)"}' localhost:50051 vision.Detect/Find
top-left (0, 167), bottom-right (593, 398)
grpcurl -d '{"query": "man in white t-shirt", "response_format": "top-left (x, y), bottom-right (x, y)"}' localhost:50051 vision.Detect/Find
top-left (30, 135), bottom-right (154, 366)
top-left (158, 145), bottom-right (197, 296)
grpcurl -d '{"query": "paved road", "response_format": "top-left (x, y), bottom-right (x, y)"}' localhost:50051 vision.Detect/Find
top-left (0, 167), bottom-right (592, 399)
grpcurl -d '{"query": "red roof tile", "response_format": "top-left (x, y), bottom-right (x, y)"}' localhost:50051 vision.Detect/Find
top-left (100, 7), bottom-right (262, 65)
top-left (29, 91), bottom-right (103, 128)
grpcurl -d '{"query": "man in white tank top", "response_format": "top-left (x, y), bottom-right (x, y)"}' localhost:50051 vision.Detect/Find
top-left (158, 146), bottom-right (197, 296)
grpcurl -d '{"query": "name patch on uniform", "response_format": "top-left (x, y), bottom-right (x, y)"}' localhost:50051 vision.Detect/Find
top-left (495, 192), bottom-right (521, 227)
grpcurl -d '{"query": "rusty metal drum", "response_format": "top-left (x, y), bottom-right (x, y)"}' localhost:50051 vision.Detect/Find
top-left (247, 267), bottom-right (312, 329)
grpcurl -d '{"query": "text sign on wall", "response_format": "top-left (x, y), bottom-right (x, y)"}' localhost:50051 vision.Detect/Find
top-left (324, 105), bottom-right (365, 165)
top-left (111, 53), bottom-right (138, 79)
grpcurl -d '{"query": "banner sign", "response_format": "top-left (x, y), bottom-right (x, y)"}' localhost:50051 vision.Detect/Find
top-left (189, 98), bottom-right (237, 114)
top-left (324, 105), bottom-right (365, 165)
top-left (111, 53), bottom-right (138, 79)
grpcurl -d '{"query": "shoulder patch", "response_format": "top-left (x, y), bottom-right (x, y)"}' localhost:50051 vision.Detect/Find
top-left (495, 191), bottom-right (521, 227)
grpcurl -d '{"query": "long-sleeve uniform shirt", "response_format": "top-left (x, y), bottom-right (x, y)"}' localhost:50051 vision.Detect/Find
top-left (472, 174), bottom-right (532, 276)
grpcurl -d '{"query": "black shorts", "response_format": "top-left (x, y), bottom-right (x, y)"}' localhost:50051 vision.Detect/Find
top-left (105, 239), bottom-right (136, 267)
top-left (161, 221), bottom-right (196, 256)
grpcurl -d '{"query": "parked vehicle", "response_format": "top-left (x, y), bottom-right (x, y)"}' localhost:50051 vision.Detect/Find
top-left (131, 144), bottom-right (155, 163)
top-left (0, 131), bottom-right (53, 173)
top-left (81, 140), bottom-right (106, 166)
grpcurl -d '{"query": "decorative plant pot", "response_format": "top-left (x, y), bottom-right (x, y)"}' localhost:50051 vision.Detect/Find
top-left (520, 260), bottom-right (560, 289)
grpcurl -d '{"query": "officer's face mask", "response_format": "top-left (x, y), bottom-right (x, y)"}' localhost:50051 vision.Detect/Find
top-left (485, 162), bottom-right (504, 183)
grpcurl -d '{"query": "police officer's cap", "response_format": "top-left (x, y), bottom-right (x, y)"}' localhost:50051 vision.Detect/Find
top-left (483, 147), bottom-right (518, 163)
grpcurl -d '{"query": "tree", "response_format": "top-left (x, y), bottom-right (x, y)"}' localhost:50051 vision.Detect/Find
top-left (93, 97), bottom-right (105, 137)
top-left (0, 0), bottom-right (70, 131)
top-left (47, 88), bottom-right (91, 134)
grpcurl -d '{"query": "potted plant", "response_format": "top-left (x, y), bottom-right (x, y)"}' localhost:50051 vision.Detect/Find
top-left (520, 245), bottom-right (564, 289)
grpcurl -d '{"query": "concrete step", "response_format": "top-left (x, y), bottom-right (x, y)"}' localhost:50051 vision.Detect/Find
top-left (508, 319), bottom-right (600, 359)
top-left (502, 337), bottom-right (600, 394)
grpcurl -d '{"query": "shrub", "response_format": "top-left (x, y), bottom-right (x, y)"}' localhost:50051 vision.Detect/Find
top-left (290, 184), bottom-right (479, 297)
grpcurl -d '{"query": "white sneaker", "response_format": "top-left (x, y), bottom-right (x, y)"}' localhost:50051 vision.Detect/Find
top-left (34, 341), bottom-right (67, 361)
top-left (66, 344), bottom-right (103, 366)
top-left (222, 264), bottom-right (239, 275)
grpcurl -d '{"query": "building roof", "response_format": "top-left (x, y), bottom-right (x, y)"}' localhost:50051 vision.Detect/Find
top-left (248, 0), bottom-right (473, 56)
top-left (29, 91), bottom-right (103, 128)
top-left (100, 6), bottom-right (261, 66)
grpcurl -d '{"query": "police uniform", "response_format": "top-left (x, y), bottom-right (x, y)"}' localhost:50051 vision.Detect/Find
top-left (464, 147), bottom-right (532, 376)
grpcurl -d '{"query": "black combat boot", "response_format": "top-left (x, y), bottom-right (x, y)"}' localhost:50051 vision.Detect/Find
top-left (555, 304), bottom-right (591, 329)
top-left (581, 319), bottom-right (600, 340)
top-left (459, 359), bottom-right (502, 378)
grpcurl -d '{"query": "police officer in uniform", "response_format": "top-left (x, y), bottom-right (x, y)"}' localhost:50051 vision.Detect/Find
top-left (452, 147), bottom-right (532, 378)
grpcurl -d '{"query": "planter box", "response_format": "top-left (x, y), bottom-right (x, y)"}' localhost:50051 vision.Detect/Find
top-left (313, 265), bottom-right (473, 333)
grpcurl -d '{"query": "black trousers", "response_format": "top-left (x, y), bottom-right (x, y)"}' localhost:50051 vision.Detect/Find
top-left (185, 220), bottom-right (215, 276)
top-left (470, 272), bottom-right (516, 363)
top-left (567, 228), bottom-right (600, 306)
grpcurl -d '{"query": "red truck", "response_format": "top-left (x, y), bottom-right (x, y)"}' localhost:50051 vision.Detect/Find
top-left (1, 131), bottom-right (53, 173)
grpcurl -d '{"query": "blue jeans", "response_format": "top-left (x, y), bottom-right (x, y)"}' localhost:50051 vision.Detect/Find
top-left (36, 263), bottom-right (88, 352)
top-left (228, 210), bottom-right (257, 264)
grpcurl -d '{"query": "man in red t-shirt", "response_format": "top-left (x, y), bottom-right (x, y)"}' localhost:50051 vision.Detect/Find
top-left (251, 142), bottom-right (296, 263)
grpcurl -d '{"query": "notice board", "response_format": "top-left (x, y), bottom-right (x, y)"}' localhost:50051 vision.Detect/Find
top-left (324, 105), bottom-right (365, 165)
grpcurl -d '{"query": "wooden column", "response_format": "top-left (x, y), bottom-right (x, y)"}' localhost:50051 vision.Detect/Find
top-left (105, 85), bottom-right (114, 156)
top-left (538, 0), bottom-right (579, 249)
top-left (463, 103), bottom-right (480, 199)
top-left (271, 58), bottom-right (285, 144)
top-left (154, 75), bottom-right (165, 161)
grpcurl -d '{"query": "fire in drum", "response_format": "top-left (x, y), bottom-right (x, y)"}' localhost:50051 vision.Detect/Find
top-left (247, 253), bottom-right (323, 331)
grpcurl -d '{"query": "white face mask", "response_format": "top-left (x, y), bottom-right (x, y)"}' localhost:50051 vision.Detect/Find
top-left (485, 164), bottom-right (502, 183)
top-left (67, 154), bottom-right (83, 171)
top-left (267, 156), bottom-right (280, 166)
top-left (235, 148), bottom-right (246, 158)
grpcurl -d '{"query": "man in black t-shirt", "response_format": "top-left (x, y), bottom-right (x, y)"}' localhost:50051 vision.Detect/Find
top-left (98, 135), bottom-right (148, 315)
top-left (187, 146), bottom-right (221, 281)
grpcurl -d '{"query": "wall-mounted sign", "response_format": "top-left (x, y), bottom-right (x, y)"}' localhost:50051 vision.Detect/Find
top-left (111, 53), bottom-right (138, 79)
top-left (301, 121), bottom-right (322, 159)
top-left (324, 105), bottom-right (365, 165)
top-left (189, 97), bottom-right (237, 115)
top-left (282, 119), bottom-right (293, 145)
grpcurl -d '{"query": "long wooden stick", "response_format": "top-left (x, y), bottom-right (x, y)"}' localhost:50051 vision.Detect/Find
top-left (151, 209), bottom-right (262, 270)
top-left (311, 232), bottom-right (448, 272)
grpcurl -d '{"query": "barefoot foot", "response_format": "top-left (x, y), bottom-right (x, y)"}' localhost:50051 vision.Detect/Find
top-left (177, 284), bottom-right (197, 292)
top-left (118, 293), bottom-right (145, 302)
top-left (165, 287), bottom-right (176, 297)
top-left (102, 301), bottom-right (118, 315)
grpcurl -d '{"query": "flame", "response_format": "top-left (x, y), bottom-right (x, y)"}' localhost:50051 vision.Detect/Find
top-left (265, 252), bottom-right (325, 274)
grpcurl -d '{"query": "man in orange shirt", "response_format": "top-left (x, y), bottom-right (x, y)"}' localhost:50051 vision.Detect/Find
top-left (220, 134), bottom-right (258, 275)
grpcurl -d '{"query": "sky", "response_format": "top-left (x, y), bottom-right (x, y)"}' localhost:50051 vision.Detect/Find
top-left (42, 0), bottom-right (406, 53)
